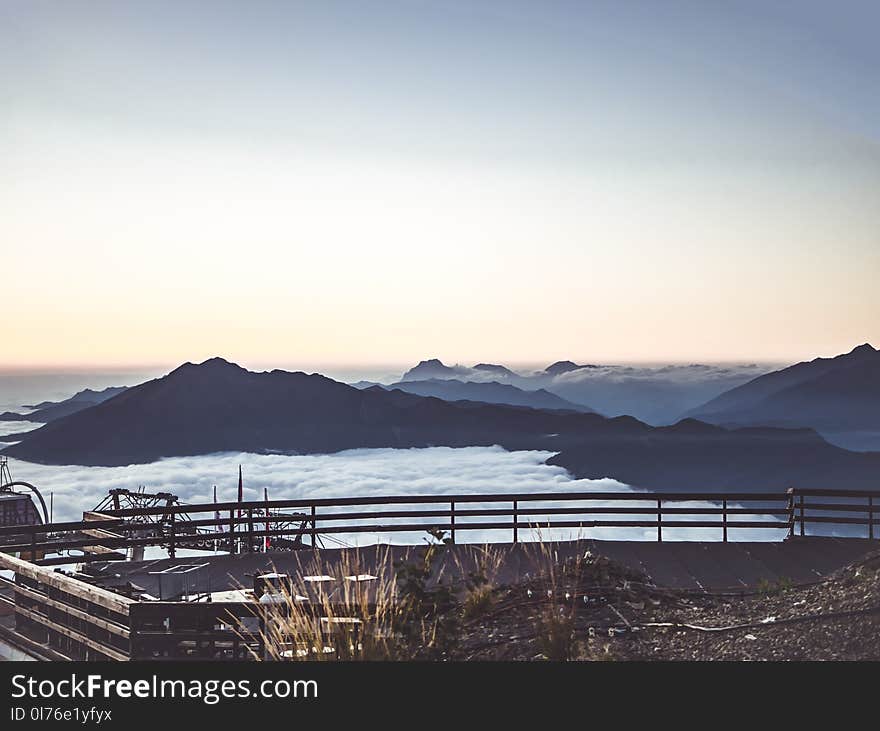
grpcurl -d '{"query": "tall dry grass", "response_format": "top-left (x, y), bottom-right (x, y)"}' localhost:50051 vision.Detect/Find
top-left (248, 532), bottom-right (463, 660)
top-left (240, 528), bottom-right (613, 661)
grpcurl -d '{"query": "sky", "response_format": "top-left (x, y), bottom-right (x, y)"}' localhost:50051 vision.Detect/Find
top-left (2, 1), bottom-right (878, 369)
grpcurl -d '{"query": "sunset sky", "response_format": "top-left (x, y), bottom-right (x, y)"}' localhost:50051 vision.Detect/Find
top-left (2, 1), bottom-right (878, 369)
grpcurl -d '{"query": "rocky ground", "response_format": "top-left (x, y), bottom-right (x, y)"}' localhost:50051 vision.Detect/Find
top-left (452, 549), bottom-right (880, 661)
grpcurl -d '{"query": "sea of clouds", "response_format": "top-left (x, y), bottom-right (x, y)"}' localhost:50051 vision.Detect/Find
top-left (0, 421), bottom-right (42, 438)
top-left (545, 363), bottom-right (769, 386)
top-left (1, 446), bottom-right (788, 546)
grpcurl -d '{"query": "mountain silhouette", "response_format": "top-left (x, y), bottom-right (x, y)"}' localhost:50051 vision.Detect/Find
top-left (1, 386), bottom-right (128, 423)
top-left (472, 363), bottom-right (518, 378)
top-left (1, 358), bottom-right (617, 466)
top-left (400, 358), bottom-right (469, 381)
top-left (548, 418), bottom-right (880, 491)
top-left (543, 360), bottom-right (597, 376)
top-left (394, 357), bottom-right (765, 424)
top-left (3, 358), bottom-right (877, 494)
top-left (688, 344), bottom-right (880, 434)
top-left (376, 378), bottom-right (594, 412)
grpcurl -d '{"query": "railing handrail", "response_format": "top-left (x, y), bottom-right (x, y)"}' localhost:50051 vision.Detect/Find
top-left (788, 488), bottom-right (880, 498)
top-left (80, 490), bottom-right (794, 519)
top-left (2, 488), bottom-right (878, 553)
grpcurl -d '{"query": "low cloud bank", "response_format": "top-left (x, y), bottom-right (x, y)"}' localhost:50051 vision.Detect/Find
top-left (4, 446), bottom-right (789, 544)
top-left (547, 363), bottom-right (768, 386)
top-left (0, 421), bottom-right (42, 438)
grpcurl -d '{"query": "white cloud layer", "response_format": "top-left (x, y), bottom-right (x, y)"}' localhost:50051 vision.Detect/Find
top-left (0, 421), bottom-right (42, 438)
top-left (3, 446), bottom-right (788, 545)
top-left (545, 363), bottom-right (768, 386)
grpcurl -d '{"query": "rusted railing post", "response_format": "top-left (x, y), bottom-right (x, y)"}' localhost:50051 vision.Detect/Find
top-left (450, 500), bottom-right (456, 544)
top-left (169, 510), bottom-right (176, 558)
top-left (657, 498), bottom-right (662, 542)
top-left (246, 508), bottom-right (253, 553)
top-left (799, 493), bottom-right (805, 537)
top-left (310, 504), bottom-right (317, 550)
top-left (786, 488), bottom-right (795, 539)
top-left (229, 509), bottom-right (235, 554)
top-left (513, 500), bottom-right (518, 544)
top-left (722, 499), bottom-right (728, 543)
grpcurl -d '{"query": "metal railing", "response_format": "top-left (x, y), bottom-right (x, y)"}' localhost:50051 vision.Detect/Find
top-left (2, 489), bottom-right (878, 562)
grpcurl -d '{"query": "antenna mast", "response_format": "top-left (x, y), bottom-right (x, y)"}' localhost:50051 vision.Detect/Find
top-left (0, 456), bottom-right (12, 488)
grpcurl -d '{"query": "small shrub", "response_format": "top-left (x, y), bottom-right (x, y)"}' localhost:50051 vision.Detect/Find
top-left (458, 545), bottom-right (505, 620)
top-left (462, 583), bottom-right (495, 620)
top-left (757, 577), bottom-right (793, 596)
top-left (537, 606), bottom-right (578, 661)
top-left (393, 529), bottom-right (460, 659)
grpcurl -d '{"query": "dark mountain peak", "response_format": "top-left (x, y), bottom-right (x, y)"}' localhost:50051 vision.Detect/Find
top-left (401, 358), bottom-right (463, 382)
top-left (197, 356), bottom-right (241, 369)
top-left (349, 380), bottom-right (380, 389)
top-left (473, 363), bottom-right (516, 376)
top-left (170, 357), bottom-right (246, 376)
top-left (22, 385), bottom-right (127, 410)
top-left (847, 343), bottom-right (876, 356)
top-left (544, 360), bottom-right (595, 376)
top-left (687, 342), bottom-right (880, 440)
top-left (663, 418), bottom-right (721, 435)
top-left (534, 387), bottom-right (561, 397)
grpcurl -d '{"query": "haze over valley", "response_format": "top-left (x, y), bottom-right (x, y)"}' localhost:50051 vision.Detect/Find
top-left (2, 344), bottom-right (878, 509)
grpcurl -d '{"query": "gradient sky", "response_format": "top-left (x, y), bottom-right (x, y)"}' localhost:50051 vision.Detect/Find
top-left (2, 1), bottom-right (878, 369)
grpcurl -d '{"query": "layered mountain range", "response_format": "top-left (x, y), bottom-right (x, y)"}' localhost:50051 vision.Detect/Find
top-left (354, 378), bottom-right (593, 413)
top-left (3, 356), bottom-right (877, 492)
top-left (392, 358), bottom-right (769, 424)
top-left (382, 344), bottom-right (879, 449)
top-left (0, 386), bottom-right (127, 423)
top-left (0, 358), bottom-right (622, 466)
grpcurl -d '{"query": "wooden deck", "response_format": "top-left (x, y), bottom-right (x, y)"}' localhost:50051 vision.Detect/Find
top-left (83, 536), bottom-right (880, 597)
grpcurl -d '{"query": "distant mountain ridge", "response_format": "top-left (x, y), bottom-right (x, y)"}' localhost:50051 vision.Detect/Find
top-left (548, 419), bottom-right (880, 491)
top-left (543, 360), bottom-right (598, 376)
top-left (0, 386), bottom-right (128, 423)
top-left (393, 357), bottom-right (770, 424)
top-left (369, 378), bottom-right (595, 413)
top-left (1, 358), bottom-right (616, 466)
top-left (472, 363), bottom-right (518, 378)
top-left (688, 344), bottom-right (880, 434)
top-left (400, 359), bottom-right (472, 381)
top-left (3, 357), bottom-right (878, 493)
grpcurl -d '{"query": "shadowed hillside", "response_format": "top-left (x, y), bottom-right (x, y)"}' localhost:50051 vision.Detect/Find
top-left (369, 378), bottom-right (594, 413)
top-left (4, 358), bottom-right (878, 494)
top-left (1, 358), bottom-right (618, 466)
top-left (688, 344), bottom-right (880, 450)
top-left (0, 386), bottom-right (128, 424)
